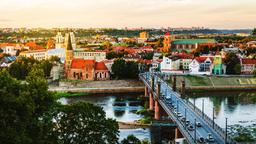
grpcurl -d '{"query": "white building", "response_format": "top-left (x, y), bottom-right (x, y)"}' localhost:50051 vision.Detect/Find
top-left (19, 49), bottom-right (47, 61)
top-left (55, 32), bottom-right (65, 48)
top-left (160, 56), bottom-right (172, 73)
top-left (1, 46), bottom-right (17, 56)
top-left (73, 51), bottom-right (106, 62)
top-left (65, 32), bottom-right (76, 50)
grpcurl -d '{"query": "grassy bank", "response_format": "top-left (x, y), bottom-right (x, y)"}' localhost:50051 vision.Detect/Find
top-left (167, 75), bottom-right (256, 88)
top-left (54, 92), bottom-right (89, 98)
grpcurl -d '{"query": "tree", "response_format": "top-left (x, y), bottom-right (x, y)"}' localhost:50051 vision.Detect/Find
top-left (252, 28), bottom-right (256, 35)
top-left (112, 59), bottom-right (139, 79)
top-left (0, 68), bottom-right (56, 144)
top-left (121, 135), bottom-right (141, 144)
top-left (50, 102), bottom-right (119, 144)
top-left (126, 61), bottom-right (139, 79)
top-left (224, 53), bottom-right (241, 74)
top-left (112, 59), bottom-right (126, 79)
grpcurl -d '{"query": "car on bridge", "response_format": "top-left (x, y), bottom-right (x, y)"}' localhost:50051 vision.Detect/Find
top-left (197, 137), bottom-right (206, 143)
top-left (196, 122), bottom-right (202, 127)
top-left (206, 133), bottom-right (215, 142)
top-left (187, 125), bottom-right (194, 131)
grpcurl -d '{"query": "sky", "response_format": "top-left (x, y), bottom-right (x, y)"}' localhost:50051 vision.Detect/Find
top-left (0, 0), bottom-right (255, 29)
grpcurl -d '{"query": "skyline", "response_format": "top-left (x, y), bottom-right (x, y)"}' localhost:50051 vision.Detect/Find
top-left (0, 0), bottom-right (255, 29)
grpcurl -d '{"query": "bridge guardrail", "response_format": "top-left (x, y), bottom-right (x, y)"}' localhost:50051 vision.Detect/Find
top-left (140, 73), bottom-right (237, 144)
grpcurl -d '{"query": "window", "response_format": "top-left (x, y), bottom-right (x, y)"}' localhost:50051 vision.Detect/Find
top-left (80, 72), bottom-right (82, 78)
top-left (86, 74), bottom-right (89, 79)
top-left (73, 72), bottom-right (76, 78)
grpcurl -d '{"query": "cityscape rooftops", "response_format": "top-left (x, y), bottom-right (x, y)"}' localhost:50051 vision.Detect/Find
top-left (172, 39), bottom-right (216, 45)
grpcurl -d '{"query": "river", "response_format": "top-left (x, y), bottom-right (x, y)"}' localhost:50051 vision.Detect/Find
top-left (58, 91), bottom-right (256, 142)
top-left (58, 93), bottom-right (152, 142)
top-left (187, 91), bottom-right (256, 140)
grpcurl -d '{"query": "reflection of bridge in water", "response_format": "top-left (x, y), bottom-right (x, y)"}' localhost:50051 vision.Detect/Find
top-left (139, 72), bottom-right (236, 144)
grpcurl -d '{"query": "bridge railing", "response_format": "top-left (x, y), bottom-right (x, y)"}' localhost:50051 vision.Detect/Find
top-left (140, 73), bottom-right (237, 144)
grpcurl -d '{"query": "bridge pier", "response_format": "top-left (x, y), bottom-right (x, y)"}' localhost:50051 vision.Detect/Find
top-left (180, 80), bottom-right (185, 98)
top-left (145, 86), bottom-right (148, 97)
top-left (175, 128), bottom-right (184, 139)
top-left (154, 101), bottom-right (161, 120)
top-left (173, 75), bottom-right (176, 92)
top-left (149, 93), bottom-right (154, 110)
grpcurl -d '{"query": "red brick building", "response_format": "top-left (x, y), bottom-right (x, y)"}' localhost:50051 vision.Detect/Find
top-left (67, 59), bottom-right (109, 80)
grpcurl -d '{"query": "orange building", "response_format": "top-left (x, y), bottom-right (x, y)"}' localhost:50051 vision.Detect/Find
top-left (163, 32), bottom-right (171, 53)
top-left (67, 59), bottom-right (109, 80)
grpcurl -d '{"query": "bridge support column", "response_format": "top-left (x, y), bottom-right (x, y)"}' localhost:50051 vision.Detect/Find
top-left (175, 128), bottom-right (183, 139)
top-left (145, 86), bottom-right (148, 97)
top-left (180, 80), bottom-right (185, 98)
top-left (149, 93), bottom-right (154, 110)
top-left (173, 75), bottom-right (176, 92)
top-left (157, 82), bottom-right (161, 99)
top-left (151, 76), bottom-right (155, 91)
top-left (154, 101), bottom-right (160, 120)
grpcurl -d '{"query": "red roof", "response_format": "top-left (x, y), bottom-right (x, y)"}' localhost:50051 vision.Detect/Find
top-left (70, 59), bottom-right (95, 69)
top-left (165, 32), bottom-right (171, 36)
top-left (241, 59), bottom-right (256, 65)
top-left (195, 57), bottom-right (208, 63)
top-left (95, 61), bottom-right (108, 71)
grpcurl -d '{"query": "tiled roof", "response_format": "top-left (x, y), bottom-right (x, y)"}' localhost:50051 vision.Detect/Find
top-left (165, 32), bottom-right (171, 36)
top-left (195, 57), bottom-right (208, 63)
top-left (241, 59), bottom-right (256, 65)
top-left (25, 42), bottom-right (45, 50)
top-left (172, 39), bottom-right (216, 45)
top-left (95, 61), bottom-right (108, 71)
top-left (70, 59), bottom-right (95, 69)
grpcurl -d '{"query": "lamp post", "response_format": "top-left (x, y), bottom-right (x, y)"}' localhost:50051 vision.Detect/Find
top-left (202, 99), bottom-right (205, 118)
top-left (225, 118), bottom-right (228, 144)
top-left (177, 100), bottom-right (179, 113)
top-left (194, 118), bottom-right (197, 143)
top-left (193, 98), bottom-right (195, 110)
top-left (212, 107), bottom-right (215, 129)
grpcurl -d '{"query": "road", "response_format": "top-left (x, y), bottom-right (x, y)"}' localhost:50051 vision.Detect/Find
top-left (141, 73), bottom-right (235, 144)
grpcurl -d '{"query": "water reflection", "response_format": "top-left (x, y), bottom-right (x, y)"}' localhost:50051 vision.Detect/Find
top-left (187, 91), bottom-right (256, 128)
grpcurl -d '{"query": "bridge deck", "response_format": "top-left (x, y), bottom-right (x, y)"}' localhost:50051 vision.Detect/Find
top-left (140, 73), bottom-right (236, 144)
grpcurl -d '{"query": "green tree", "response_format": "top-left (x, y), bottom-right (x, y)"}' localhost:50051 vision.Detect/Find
top-left (121, 135), bottom-right (141, 144)
top-left (0, 68), bottom-right (56, 144)
top-left (224, 53), bottom-right (241, 74)
top-left (252, 28), bottom-right (256, 35)
top-left (112, 59), bottom-right (139, 79)
top-left (51, 102), bottom-right (119, 144)
top-left (126, 61), bottom-right (139, 79)
top-left (112, 59), bottom-right (126, 79)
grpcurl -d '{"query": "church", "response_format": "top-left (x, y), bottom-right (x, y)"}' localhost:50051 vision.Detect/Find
top-left (64, 32), bottom-right (110, 81)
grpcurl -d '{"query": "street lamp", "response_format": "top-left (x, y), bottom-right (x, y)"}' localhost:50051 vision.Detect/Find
top-left (177, 100), bottom-right (179, 112)
top-left (194, 118), bottom-right (197, 143)
top-left (202, 99), bottom-right (205, 118)
top-left (193, 98), bottom-right (195, 110)
top-left (212, 107), bottom-right (215, 129)
top-left (185, 108), bottom-right (187, 121)
top-left (225, 118), bottom-right (228, 144)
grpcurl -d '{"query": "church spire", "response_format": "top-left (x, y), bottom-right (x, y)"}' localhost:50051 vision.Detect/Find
top-left (66, 33), bottom-right (73, 50)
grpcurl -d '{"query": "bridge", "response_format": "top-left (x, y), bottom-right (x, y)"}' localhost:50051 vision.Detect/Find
top-left (139, 72), bottom-right (236, 144)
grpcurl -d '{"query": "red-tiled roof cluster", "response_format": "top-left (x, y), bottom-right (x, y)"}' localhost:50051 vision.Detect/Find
top-left (241, 59), bottom-right (256, 65)
top-left (70, 59), bottom-right (108, 71)
top-left (71, 59), bottom-right (95, 69)
top-left (95, 61), bottom-right (108, 71)
top-left (25, 42), bottom-right (45, 50)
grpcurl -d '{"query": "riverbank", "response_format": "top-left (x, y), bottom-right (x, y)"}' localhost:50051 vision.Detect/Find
top-left (118, 121), bottom-right (150, 129)
top-left (167, 75), bottom-right (256, 91)
top-left (49, 80), bottom-right (144, 94)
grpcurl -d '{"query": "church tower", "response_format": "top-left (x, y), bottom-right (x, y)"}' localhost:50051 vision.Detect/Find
top-left (163, 32), bottom-right (171, 53)
top-left (65, 33), bottom-right (74, 76)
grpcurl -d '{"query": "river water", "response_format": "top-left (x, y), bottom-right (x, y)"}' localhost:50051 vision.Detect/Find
top-left (58, 93), bottom-right (151, 142)
top-left (59, 91), bottom-right (256, 142)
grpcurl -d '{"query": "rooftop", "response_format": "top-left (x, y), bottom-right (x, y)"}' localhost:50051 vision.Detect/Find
top-left (172, 39), bottom-right (216, 45)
